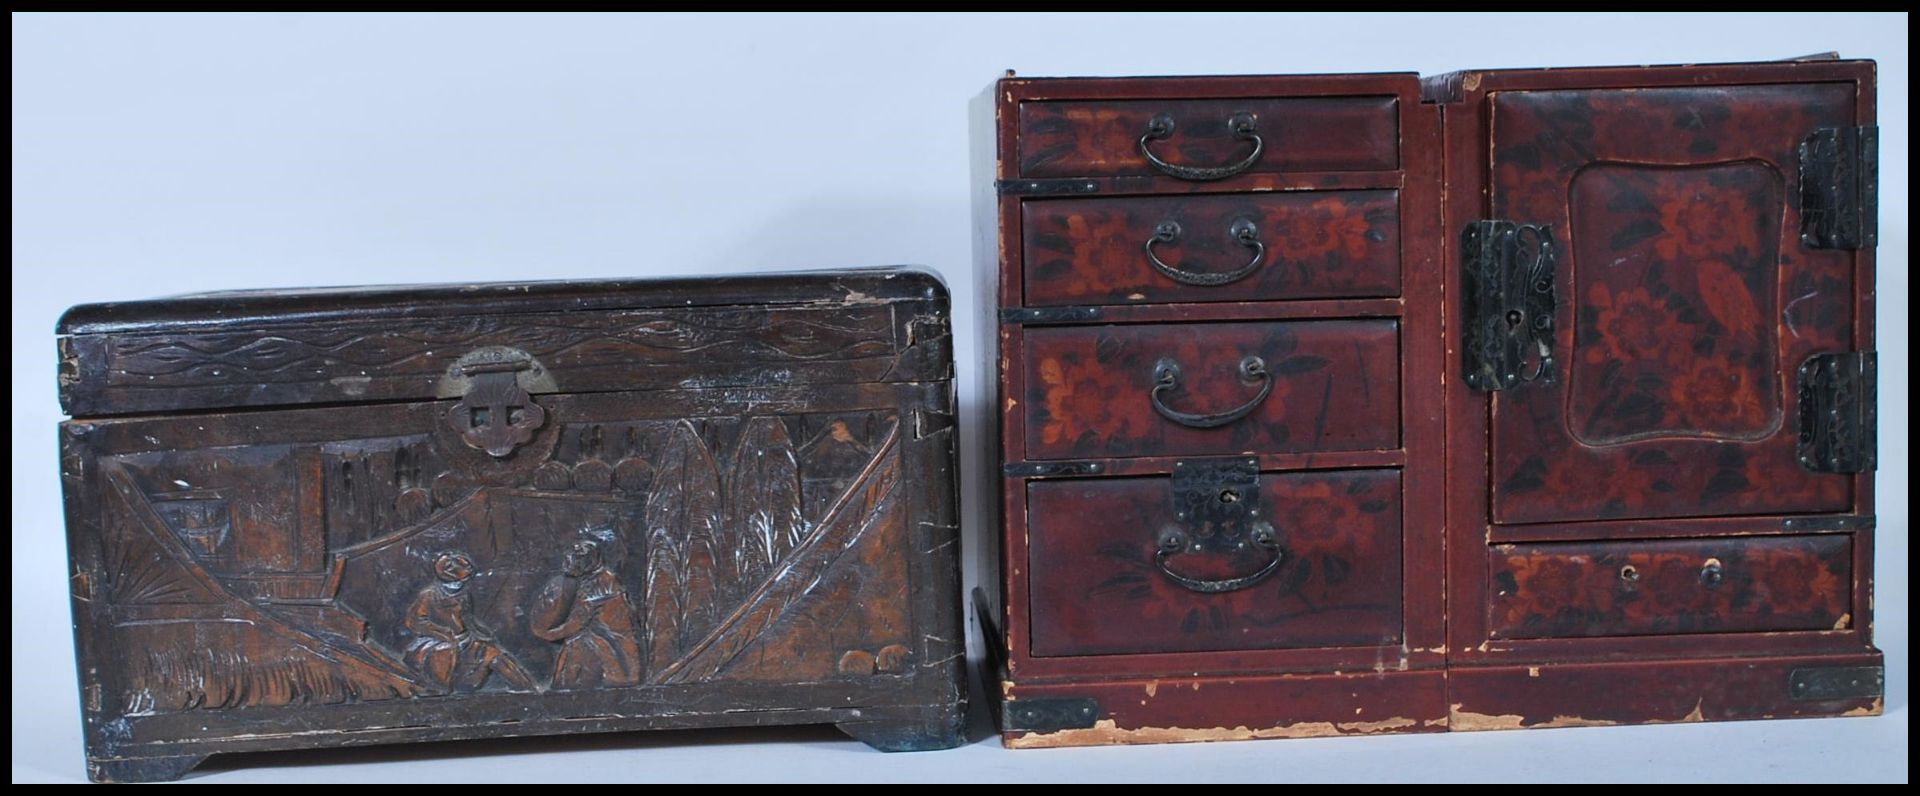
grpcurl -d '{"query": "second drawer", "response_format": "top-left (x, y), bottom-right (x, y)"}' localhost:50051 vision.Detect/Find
top-left (1022, 190), bottom-right (1402, 306)
top-left (1022, 319), bottom-right (1400, 461)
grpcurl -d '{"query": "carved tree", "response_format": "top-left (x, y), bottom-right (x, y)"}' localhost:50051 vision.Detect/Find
top-left (642, 420), bottom-right (723, 674)
top-left (725, 417), bottom-right (805, 590)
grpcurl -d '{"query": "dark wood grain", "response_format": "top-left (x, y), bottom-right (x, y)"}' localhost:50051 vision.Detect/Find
top-left (61, 299), bottom-right (951, 417)
top-left (60, 271), bottom-right (965, 781)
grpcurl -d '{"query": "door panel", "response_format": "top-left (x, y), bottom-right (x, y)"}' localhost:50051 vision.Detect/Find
top-left (1488, 84), bottom-right (1857, 524)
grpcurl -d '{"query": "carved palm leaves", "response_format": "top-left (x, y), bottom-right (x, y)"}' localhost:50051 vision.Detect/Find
top-left (642, 417), bottom-right (806, 676)
top-left (643, 421), bottom-right (724, 674)
top-left (725, 417), bottom-right (805, 586)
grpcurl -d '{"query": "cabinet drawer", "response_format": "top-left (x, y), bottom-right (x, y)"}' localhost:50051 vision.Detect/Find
top-left (1017, 96), bottom-right (1399, 180)
top-left (1022, 191), bottom-right (1401, 306)
top-left (1489, 535), bottom-right (1852, 639)
top-left (1028, 468), bottom-right (1403, 657)
top-left (1023, 320), bottom-right (1399, 461)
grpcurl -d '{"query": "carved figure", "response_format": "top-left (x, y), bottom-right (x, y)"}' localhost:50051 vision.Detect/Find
top-left (404, 551), bottom-right (538, 693)
top-left (532, 533), bottom-right (644, 688)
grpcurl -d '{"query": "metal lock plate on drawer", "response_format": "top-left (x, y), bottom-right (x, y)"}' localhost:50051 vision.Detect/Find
top-left (1169, 457), bottom-right (1264, 553)
top-left (1153, 457), bottom-right (1284, 594)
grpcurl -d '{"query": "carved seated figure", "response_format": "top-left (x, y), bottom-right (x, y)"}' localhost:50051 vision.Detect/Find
top-left (531, 534), bottom-right (644, 689)
top-left (404, 551), bottom-right (538, 694)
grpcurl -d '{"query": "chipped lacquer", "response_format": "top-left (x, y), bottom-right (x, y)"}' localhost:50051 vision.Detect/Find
top-left (981, 57), bottom-right (1882, 748)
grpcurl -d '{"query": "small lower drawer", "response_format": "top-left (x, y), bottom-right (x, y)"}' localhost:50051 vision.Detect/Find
top-left (1489, 534), bottom-right (1852, 639)
top-left (1027, 467), bottom-right (1403, 657)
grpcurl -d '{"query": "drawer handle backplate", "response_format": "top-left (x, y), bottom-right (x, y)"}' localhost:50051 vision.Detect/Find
top-left (1151, 355), bottom-right (1273, 429)
top-left (1139, 111), bottom-right (1264, 181)
top-left (1144, 218), bottom-right (1267, 286)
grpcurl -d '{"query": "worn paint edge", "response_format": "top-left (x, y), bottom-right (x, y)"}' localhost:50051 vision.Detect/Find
top-left (1005, 716), bottom-right (1420, 748)
top-left (1451, 697), bottom-right (1713, 732)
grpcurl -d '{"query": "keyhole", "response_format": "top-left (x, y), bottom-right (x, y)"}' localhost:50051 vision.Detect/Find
top-left (470, 408), bottom-right (491, 429)
top-left (1506, 309), bottom-right (1524, 329)
top-left (1219, 489), bottom-right (1240, 504)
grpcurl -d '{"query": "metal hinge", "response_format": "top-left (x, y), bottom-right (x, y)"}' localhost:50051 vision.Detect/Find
top-left (1797, 352), bottom-right (1877, 473)
top-left (1003, 461), bottom-right (1104, 477)
top-left (1003, 698), bottom-right (1101, 733)
top-left (1789, 666), bottom-right (1883, 701)
top-left (1799, 126), bottom-right (1878, 250)
top-left (999, 306), bottom-right (1103, 325)
top-left (1781, 514), bottom-right (1876, 533)
top-left (996, 178), bottom-right (1100, 196)
top-left (1461, 220), bottom-right (1557, 392)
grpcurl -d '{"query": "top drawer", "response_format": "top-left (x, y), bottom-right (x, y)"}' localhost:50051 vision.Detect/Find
top-left (1016, 97), bottom-right (1400, 179)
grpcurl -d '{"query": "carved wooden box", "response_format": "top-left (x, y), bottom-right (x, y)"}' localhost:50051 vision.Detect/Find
top-left (977, 58), bottom-right (1881, 746)
top-left (57, 270), bottom-right (964, 781)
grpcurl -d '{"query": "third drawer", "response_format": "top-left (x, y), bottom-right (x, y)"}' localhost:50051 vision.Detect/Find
top-left (1020, 319), bottom-right (1400, 461)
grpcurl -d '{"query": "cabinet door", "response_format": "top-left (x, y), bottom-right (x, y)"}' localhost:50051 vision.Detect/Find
top-left (1485, 79), bottom-right (1865, 525)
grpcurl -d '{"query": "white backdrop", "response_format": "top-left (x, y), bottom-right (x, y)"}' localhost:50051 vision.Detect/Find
top-left (12, 12), bottom-right (1907, 783)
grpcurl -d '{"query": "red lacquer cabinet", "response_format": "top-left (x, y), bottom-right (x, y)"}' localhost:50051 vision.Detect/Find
top-left (976, 58), bottom-right (1881, 746)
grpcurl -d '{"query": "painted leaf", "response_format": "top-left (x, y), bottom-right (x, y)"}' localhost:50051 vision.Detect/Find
top-left (1694, 259), bottom-right (1762, 338)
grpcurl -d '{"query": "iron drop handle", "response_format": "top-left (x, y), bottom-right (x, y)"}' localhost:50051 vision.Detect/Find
top-left (1145, 218), bottom-right (1266, 287)
top-left (1150, 355), bottom-right (1273, 429)
top-left (1155, 522), bottom-right (1284, 593)
top-left (1139, 111), bottom-right (1264, 181)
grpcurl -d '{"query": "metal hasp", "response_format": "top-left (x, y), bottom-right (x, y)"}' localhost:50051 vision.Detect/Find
top-left (1798, 126), bottom-right (1878, 250)
top-left (1797, 351), bottom-right (1878, 473)
top-left (1155, 458), bottom-right (1282, 593)
top-left (1004, 698), bottom-right (1101, 733)
top-left (1462, 220), bottom-right (1557, 392)
top-left (1789, 666), bottom-right (1884, 701)
top-left (445, 352), bottom-right (548, 458)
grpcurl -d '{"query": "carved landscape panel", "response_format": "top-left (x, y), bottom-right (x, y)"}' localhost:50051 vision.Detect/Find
top-left (90, 407), bottom-right (912, 716)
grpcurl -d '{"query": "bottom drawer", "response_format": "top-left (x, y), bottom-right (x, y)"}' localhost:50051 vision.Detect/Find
top-left (1027, 467), bottom-right (1403, 657)
top-left (1489, 534), bottom-right (1852, 639)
